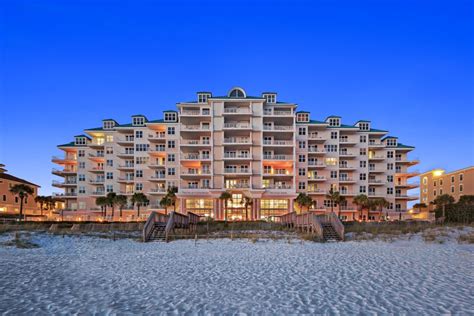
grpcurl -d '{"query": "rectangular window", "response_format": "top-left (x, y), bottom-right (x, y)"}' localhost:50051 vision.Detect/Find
top-left (135, 131), bottom-right (143, 138)
top-left (387, 175), bottom-right (393, 182)
top-left (330, 171), bottom-right (337, 179)
top-left (360, 148), bottom-right (367, 156)
top-left (78, 174), bottom-right (85, 182)
top-left (106, 172), bottom-right (113, 180)
top-left (298, 127), bottom-right (306, 136)
top-left (298, 182), bottom-right (306, 190)
top-left (359, 173), bottom-right (366, 181)
top-left (359, 186), bottom-right (366, 193)
top-left (298, 155), bottom-right (306, 162)
top-left (387, 188), bottom-right (393, 195)
top-left (168, 154), bottom-right (175, 162)
top-left (460, 174), bottom-right (464, 181)
top-left (387, 151), bottom-right (394, 158)
top-left (360, 135), bottom-right (367, 143)
top-left (460, 184), bottom-right (463, 192)
top-left (135, 183), bottom-right (143, 191)
top-left (106, 185), bottom-right (113, 193)
top-left (299, 141), bottom-right (306, 149)
top-left (167, 127), bottom-right (175, 135)
top-left (135, 170), bottom-right (143, 178)
top-left (331, 131), bottom-right (338, 139)
top-left (298, 168), bottom-right (306, 176)
top-left (164, 112), bottom-right (177, 121)
top-left (360, 161), bottom-right (366, 168)
top-left (168, 140), bottom-right (175, 148)
top-left (168, 168), bottom-right (175, 176)
top-left (78, 150), bottom-right (85, 157)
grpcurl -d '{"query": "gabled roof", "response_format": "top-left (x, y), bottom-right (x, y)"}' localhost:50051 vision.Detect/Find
top-left (84, 127), bottom-right (104, 131)
top-left (368, 128), bottom-right (388, 133)
top-left (0, 173), bottom-right (40, 187)
top-left (355, 120), bottom-right (371, 123)
top-left (328, 124), bottom-right (358, 129)
top-left (397, 143), bottom-right (415, 149)
top-left (57, 142), bottom-right (76, 148)
top-left (382, 136), bottom-right (398, 140)
top-left (74, 134), bottom-right (92, 140)
top-left (163, 110), bottom-right (177, 113)
top-left (325, 115), bottom-right (342, 119)
top-left (296, 111), bottom-right (310, 114)
top-left (102, 119), bottom-right (118, 123)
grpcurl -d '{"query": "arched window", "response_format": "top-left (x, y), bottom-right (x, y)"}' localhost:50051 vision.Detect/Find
top-left (228, 87), bottom-right (246, 98)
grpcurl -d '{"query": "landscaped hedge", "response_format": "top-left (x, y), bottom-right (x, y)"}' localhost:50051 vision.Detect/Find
top-left (435, 196), bottom-right (474, 224)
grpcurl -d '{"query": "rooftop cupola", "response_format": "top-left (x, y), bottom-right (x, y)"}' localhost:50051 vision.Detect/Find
top-left (131, 115), bottom-right (148, 126)
top-left (262, 92), bottom-right (277, 103)
top-left (325, 116), bottom-right (341, 127)
top-left (197, 92), bottom-right (212, 103)
top-left (102, 119), bottom-right (117, 130)
top-left (355, 120), bottom-right (371, 131)
top-left (228, 87), bottom-right (246, 98)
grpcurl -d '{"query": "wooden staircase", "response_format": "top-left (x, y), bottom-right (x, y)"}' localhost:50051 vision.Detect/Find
top-left (321, 223), bottom-right (342, 241)
top-left (143, 211), bottom-right (200, 242)
top-left (149, 223), bottom-right (167, 241)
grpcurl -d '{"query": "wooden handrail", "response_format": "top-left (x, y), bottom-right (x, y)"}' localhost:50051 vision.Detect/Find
top-left (143, 211), bottom-right (169, 242)
top-left (317, 212), bottom-right (345, 240)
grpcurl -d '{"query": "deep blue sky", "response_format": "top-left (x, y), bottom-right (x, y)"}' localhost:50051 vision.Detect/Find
top-left (1, 0), bottom-right (473, 195)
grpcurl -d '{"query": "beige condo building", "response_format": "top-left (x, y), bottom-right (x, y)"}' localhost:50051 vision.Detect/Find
top-left (52, 87), bottom-right (419, 221)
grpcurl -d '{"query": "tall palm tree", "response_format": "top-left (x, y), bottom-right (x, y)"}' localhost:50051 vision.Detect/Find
top-left (219, 191), bottom-right (232, 222)
top-left (375, 198), bottom-right (389, 220)
top-left (167, 186), bottom-right (178, 213)
top-left (131, 193), bottom-right (149, 218)
top-left (95, 196), bottom-right (108, 217)
top-left (367, 199), bottom-right (379, 221)
top-left (159, 195), bottom-right (173, 215)
top-left (241, 196), bottom-right (253, 221)
top-left (295, 193), bottom-right (312, 213)
top-left (353, 194), bottom-right (369, 221)
top-left (326, 188), bottom-right (344, 217)
top-left (106, 192), bottom-right (117, 219)
top-left (35, 195), bottom-right (46, 216)
top-left (10, 184), bottom-right (34, 221)
top-left (115, 195), bottom-right (128, 218)
top-left (45, 196), bottom-right (56, 212)
top-left (432, 194), bottom-right (455, 221)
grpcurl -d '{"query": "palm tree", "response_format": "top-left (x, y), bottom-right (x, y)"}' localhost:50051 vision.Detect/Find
top-left (95, 196), bottom-right (108, 217)
top-left (375, 198), bottom-right (389, 220)
top-left (295, 193), bottom-right (313, 213)
top-left (326, 188), bottom-right (344, 217)
top-left (35, 195), bottom-right (46, 216)
top-left (45, 196), bottom-right (56, 212)
top-left (353, 194), bottom-right (369, 221)
top-left (219, 191), bottom-right (232, 222)
top-left (241, 196), bottom-right (253, 221)
top-left (10, 184), bottom-right (34, 221)
top-left (106, 192), bottom-right (117, 219)
top-left (131, 193), bottom-right (149, 218)
top-left (167, 186), bottom-right (178, 213)
top-left (159, 195), bottom-right (173, 215)
top-left (432, 194), bottom-right (455, 221)
top-left (115, 195), bottom-right (128, 218)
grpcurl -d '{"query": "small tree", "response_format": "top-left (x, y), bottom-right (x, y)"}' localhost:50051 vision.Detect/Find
top-left (35, 195), bottom-right (46, 216)
top-left (115, 195), bottom-right (128, 218)
top-left (166, 186), bottom-right (178, 213)
top-left (326, 188), bottom-right (344, 217)
top-left (46, 196), bottom-right (56, 212)
top-left (219, 191), bottom-right (232, 222)
top-left (375, 198), bottom-right (389, 220)
top-left (241, 196), bottom-right (253, 221)
top-left (131, 193), bottom-right (149, 218)
top-left (106, 192), bottom-right (117, 219)
top-left (10, 184), bottom-right (34, 221)
top-left (353, 194), bottom-right (369, 221)
top-left (159, 195), bottom-right (173, 215)
top-left (433, 194), bottom-right (455, 221)
top-left (295, 193), bottom-right (313, 213)
top-left (95, 196), bottom-right (108, 217)
top-left (413, 202), bottom-right (427, 213)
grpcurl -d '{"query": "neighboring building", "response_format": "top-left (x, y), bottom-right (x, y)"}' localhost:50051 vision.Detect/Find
top-left (52, 87), bottom-right (419, 221)
top-left (0, 164), bottom-right (40, 214)
top-left (420, 166), bottom-right (474, 210)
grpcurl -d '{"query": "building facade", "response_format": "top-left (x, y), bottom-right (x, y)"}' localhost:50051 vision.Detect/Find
top-left (0, 164), bottom-right (40, 215)
top-left (52, 87), bottom-right (418, 221)
top-left (419, 166), bottom-right (474, 210)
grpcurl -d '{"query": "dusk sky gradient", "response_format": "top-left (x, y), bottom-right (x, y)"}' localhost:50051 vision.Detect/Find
top-left (1, 0), bottom-right (473, 195)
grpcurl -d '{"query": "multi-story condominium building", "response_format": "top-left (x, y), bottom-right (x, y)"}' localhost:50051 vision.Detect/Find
top-left (52, 87), bottom-right (418, 221)
top-left (0, 164), bottom-right (40, 214)
top-left (419, 166), bottom-right (474, 210)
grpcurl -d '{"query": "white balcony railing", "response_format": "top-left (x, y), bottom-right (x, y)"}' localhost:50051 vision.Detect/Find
top-left (224, 137), bottom-right (251, 144)
top-left (223, 122), bottom-right (251, 129)
top-left (263, 154), bottom-right (292, 160)
top-left (263, 125), bottom-right (293, 131)
top-left (224, 153), bottom-right (250, 159)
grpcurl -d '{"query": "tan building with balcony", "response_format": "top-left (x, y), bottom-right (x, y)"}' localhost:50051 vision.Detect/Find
top-left (52, 87), bottom-right (418, 221)
top-left (419, 166), bottom-right (474, 210)
top-left (0, 164), bottom-right (40, 215)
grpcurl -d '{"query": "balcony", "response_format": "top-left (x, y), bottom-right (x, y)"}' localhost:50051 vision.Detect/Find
top-left (395, 169), bottom-right (420, 178)
top-left (368, 192), bottom-right (385, 198)
top-left (265, 184), bottom-right (292, 190)
top-left (223, 137), bottom-right (251, 145)
top-left (396, 181), bottom-right (419, 189)
top-left (89, 167), bottom-right (105, 173)
top-left (339, 164), bottom-right (356, 170)
top-left (149, 163), bottom-right (166, 168)
top-left (180, 187), bottom-right (211, 194)
top-left (150, 174), bottom-right (166, 181)
top-left (368, 168), bottom-right (385, 173)
top-left (368, 180), bottom-right (384, 185)
top-left (225, 183), bottom-right (250, 189)
top-left (224, 153), bottom-right (251, 160)
top-left (308, 175), bottom-right (326, 181)
top-left (89, 141), bottom-right (105, 148)
top-left (117, 151), bottom-right (135, 158)
top-left (181, 154), bottom-right (211, 160)
top-left (339, 177), bottom-right (356, 183)
top-left (339, 151), bottom-right (356, 158)
top-left (307, 188), bottom-right (326, 194)
top-left (395, 194), bottom-right (418, 200)
top-left (224, 168), bottom-right (251, 175)
top-left (308, 161), bottom-right (326, 168)
top-left (148, 188), bottom-right (167, 194)
top-left (308, 135), bottom-right (325, 142)
top-left (223, 122), bottom-right (251, 129)
top-left (52, 168), bottom-right (77, 176)
top-left (117, 164), bottom-right (134, 170)
top-left (395, 157), bottom-right (420, 166)
top-left (368, 155), bottom-right (385, 161)
top-left (181, 139), bottom-right (211, 146)
top-left (181, 125), bottom-right (211, 132)
top-left (117, 137), bottom-right (134, 145)
top-left (148, 133), bottom-right (166, 142)
top-left (263, 110), bottom-right (293, 116)
top-left (181, 109), bottom-right (210, 116)
top-left (53, 192), bottom-right (78, 198)
top-left (263, 125), bottom-right (293, 131)
top-left (308, 149), bottom-right (326, 154)
top-left (52, 156), bottom-right (77, 164)
top-left (182, 169), bottom-right (211, 176)
top-left (89, 179), bottom-right (105, 184)
top-left (118, 177), bottom-right (134, 183)
top-left (339, 191), bottom-right (356, 196)
top-left (263, 140), bottom-right (293, 146)
top-left (263, 154), bottom-right (292, 160)
top-left (119, 191), bottom-right (135, 196)
top-left (223, 108), bottom-right (252, 115)
top-left (52, 180), bottom-right (77, 187)
top-left (368, 142), bottom-right (385, 148)
top-left (263, 171), bottom-right (293, 177)
top-left (339, 138), bottom-right (357, 145)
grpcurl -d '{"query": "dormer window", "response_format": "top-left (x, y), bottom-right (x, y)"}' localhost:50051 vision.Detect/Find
top-left (164, 112), bottom-right (177, 122)
top-left (228, 87), bottom-right (246, 98)
top-left (103, 120), bottom-right (115, 129)
top-left (198, 93), bottom-right (211, 103)
top-left (133, 117), bottom-right (145, 126)
top-left (328, 118), bottom-right (340, 127)
top-left (296, 113), bottom-right (309, 122)
top-left (359, 122), bottom-right (370, 131)
top-left (75, 137), bottom-right (87, 145)
top-left (263, 93), bottom-right (276, 103)
top-left (386, 138), bottom-right (397, 147)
